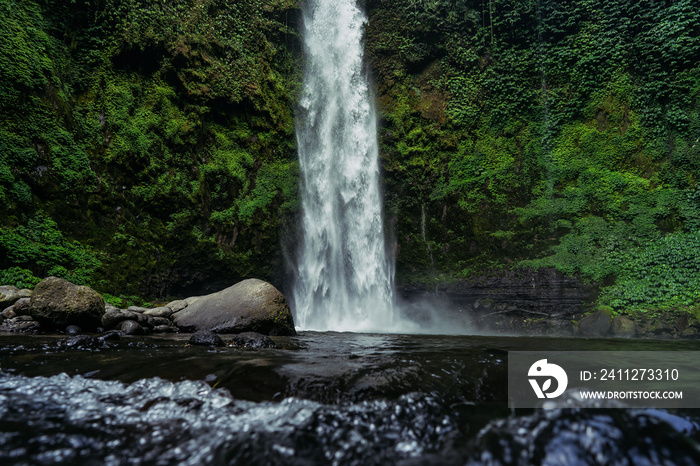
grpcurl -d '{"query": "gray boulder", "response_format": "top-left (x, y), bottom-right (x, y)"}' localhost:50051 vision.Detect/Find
top-left (119, 320), bottom-right (146, 335)
top-left (144, 306), bottom-right (173, 318)
top-left (173, 279), bottom-right (295, 335)
top-left (29, 277), bottom-right (105, 331)
top-left (0, 285), bottom-right (21, 308)
top-left (166, 300), bottom-right (188, 313)
top-left (12, 298), bottom-right (31, 316)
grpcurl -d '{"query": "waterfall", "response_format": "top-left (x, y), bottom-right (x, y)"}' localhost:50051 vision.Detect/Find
top-left (293, 0), bottom-right (400, 332)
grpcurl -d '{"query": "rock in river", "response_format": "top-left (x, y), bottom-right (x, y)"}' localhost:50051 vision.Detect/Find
top-left (29, 277), bottom-right (105, 331)
top-left (173, 279), bottom-right (295, 335)
top-left (228, 332), bottom-right (276, 349)
top-left (188, 330), bottom-right (224, 347)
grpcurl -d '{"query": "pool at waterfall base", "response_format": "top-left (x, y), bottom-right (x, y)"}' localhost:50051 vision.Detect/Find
top-left (1, 331), bottom-right (700, 465)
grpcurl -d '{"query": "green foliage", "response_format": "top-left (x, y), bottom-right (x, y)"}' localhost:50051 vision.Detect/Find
top-left (599, 231), bottom-right (700, 312)
top-left (0, 267), bottom-right (41, 289)
top-left (0, 213), bottom-right (101, 285)
top-left (365, 0), bottom-right (700, 311)
top-left (0, 0), bottom-right (301, 298)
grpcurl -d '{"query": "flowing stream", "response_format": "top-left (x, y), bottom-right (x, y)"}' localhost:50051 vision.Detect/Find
top-left (2, 333), bottom-right (700, 465)
top-left (293, 0), bottom-right (403, 332)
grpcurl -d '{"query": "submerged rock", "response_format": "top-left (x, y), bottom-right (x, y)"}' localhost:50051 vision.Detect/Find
top-left (173, 279), bottom-right (295, 335)
top-left (228, 332), bottom-right (277, 349)
top-left (153, 325), bottom-right (177, 333)
top-left (188, 330), bottom-right (224, 347)
top-left (58, 335), bottom-right (104, 348)
top-left (98, 330), bottom-right (121, 341)
top-left (29, 277), bottom-right (105, 331)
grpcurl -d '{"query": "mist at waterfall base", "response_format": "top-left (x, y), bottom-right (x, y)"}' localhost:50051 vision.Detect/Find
top-left (291, 0), bottom-right (466, 335)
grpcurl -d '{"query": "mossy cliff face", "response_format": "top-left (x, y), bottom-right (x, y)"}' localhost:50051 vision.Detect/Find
top-left (2, 0), bottom-right (700, 315)
top-left (0, 0), bottom-right (302, 298)
top-left (365, 0), bottom-right (700, 314)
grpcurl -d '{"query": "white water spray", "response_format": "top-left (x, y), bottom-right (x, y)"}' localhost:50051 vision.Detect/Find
top-left (293, 0), bottom-right (403, 332)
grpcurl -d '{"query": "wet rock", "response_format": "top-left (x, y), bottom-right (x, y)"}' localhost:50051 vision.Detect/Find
top-left (29, 277), bottom-right (105, 331)
top-left (65, 325), bottom-right (82, 334)
top-left (14, 315), bottom-right (34, 322)
top-left (12, 298), bottom-right (31, 316)
top-left (153, 325), bottom-right (177, 333)
top-left (188, 330), bottom-right (224, 347)
top-left (577, 308), bottom-right (612, 337)
top-left (611, 315), bottom-right (636, 338)
top-left (118, 320), bottom-right (146, 335)
top-left (98, 330), bottom-right (121, 341)
top-left (102, 309), bottom-right (128, 329)
top-left (149, 316), bottom-right (171, 327)
top-left (228, 332), bottom-right (276, 349)
top-left (58, 335), bottom-right (103, 348)
top-left (144, 306), bottom-right (173, 318)
top-left (473, 299), bottom-right (494, 312)
top-left (173, 279), bottom-right (295, 335)
top-left (0, 285), bottom-right (21, 308)
top-left (102, 309), bottom-right (151, 330)
top-left (0, 317), bottom-right (40, 333)
top-left (467, 394), bottom-right (700, 465)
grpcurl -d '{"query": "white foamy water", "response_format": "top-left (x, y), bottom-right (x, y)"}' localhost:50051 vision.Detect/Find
top-left (293, 0), bottom-right (405, 332)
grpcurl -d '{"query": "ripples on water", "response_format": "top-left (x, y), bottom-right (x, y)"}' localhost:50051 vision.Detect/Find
top-left (1, 333), bottom-right (700, 465)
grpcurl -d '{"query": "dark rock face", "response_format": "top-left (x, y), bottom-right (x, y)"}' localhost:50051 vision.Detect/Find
top-left (228, 332), bottom-right (277, 349)
top-left (173, 279), bottom-right (296, 335)
top-left (29, 277), bottom-right (105, 331)
top-left (578, 309), bottom-right (613, 337)
top-left (399, 268), bottom-right (596, 336)
top-left (188, 330), bottom-right (224, 347)
top-left (611, 316), bottom-right (637, 338)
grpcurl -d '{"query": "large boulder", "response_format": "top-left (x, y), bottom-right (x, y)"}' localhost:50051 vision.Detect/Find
top-left (29, 277), bottom-right (105, 331)
top-left (173, 279), bottom-right (295, 335)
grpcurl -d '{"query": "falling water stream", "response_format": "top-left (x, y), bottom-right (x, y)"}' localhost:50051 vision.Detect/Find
top-left (293, 0), bottom-right (403, 332)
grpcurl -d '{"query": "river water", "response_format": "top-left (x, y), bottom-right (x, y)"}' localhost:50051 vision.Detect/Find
top-left (2, 332), bottom-right (700, 465)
